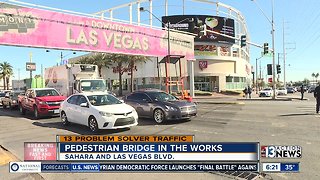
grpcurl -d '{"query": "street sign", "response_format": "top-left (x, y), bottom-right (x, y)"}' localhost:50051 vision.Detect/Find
top-left (26, 62), bottom-right (36, 71)
top-left (261, 52), bottom-right (272, 57)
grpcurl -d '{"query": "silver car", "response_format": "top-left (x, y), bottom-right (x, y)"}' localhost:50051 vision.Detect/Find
top-left (123, 89), bottom-right (197, 124)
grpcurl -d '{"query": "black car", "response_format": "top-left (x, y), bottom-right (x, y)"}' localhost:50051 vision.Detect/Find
top-left (123, 89), bottom-right (197, 124)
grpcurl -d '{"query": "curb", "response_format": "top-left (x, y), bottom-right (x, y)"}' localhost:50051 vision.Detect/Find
top-left (0, 145), bottom-right (17, 166)
top-left (195, 101), bottom-right (245, 105)
top-left (237, 98), bottom-right (292, 101)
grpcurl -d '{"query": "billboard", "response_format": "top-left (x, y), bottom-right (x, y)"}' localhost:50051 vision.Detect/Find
top-left (26, 62), bottom-right (36, 71)
top-left (0, 3), bottom-right (194, 59)
top-left (162, 15), bottom-right (235, 44)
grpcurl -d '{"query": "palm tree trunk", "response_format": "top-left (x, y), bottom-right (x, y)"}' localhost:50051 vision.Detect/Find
top-left (98, 66), bottom-right (102, 77)
top-left (6, 76), bottom-right (9, 90)
top-left (130, 61), bottom-right (134, 92)
top-left (2, 75), bottom-right (5, 90)
top-left (118, 62), bottom-right (123, 96)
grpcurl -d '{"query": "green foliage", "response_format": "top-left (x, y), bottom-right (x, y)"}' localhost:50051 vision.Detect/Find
top-left (0, 61), bottom-right (13, 90)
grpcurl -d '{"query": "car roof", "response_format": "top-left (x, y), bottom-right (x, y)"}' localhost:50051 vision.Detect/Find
top-left (30, 88), bottom-right (57, 91)
top-left (134, 89), bottom-right (164, 93)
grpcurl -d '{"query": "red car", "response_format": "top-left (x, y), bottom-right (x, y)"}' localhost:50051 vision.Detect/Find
top-left (18, 88), bottom-right (66, 119)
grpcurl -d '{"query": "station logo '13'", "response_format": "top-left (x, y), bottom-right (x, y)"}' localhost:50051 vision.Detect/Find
top-left (261, 146), bottom-right (302, 158)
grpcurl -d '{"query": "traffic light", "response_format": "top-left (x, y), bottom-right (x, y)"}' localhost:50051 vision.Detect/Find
top-left (240, 35), bottom-right (246, 47)
top-left (267, 64), bottom-right (272, 75)
top-left (263, 43), bottom-right (269, 55)
top-left (276, 64), bottom-right (281, 74)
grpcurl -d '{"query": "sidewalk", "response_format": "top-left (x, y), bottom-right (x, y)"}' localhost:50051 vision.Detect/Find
top-left (237, 93), bottom-right (309, 101)
top-left (193, 93), bottom-right (244, 105)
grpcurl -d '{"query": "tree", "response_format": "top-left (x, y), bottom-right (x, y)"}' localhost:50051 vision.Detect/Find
top-left (302, 78), bottom-right (310, 86)
top-left (315, 73), bottom-right (319, 83)
top-left (0, 62), bottom-right (13, 90)
top-left (128, 55), bottom-right (150, 92)
top-left (312, 73), bottom-right (315, 82)
top-left (76, 53), bottom-right (112, 77)
top-left (110, 54), bottom-right (131, 96)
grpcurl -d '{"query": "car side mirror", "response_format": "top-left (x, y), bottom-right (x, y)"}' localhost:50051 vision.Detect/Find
top-left (80, 102), bottom-right (88, 107)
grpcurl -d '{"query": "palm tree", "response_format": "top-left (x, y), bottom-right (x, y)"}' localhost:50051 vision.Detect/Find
top-left (0, 62), bottom-right (13, 90)
top-left (110, 54), bottom-right (131, 96)
top-left (315, 73), bottom-right (319, 83)
top-left (312, 73), bottom-right (315, 83)
top-left (76, 53), bottom-right (112, 77)
top-left (128, 55), bottom-right (150, 92)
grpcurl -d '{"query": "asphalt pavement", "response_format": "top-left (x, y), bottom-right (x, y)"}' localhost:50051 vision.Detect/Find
top-left (0, 92), bottom-right (319, 180)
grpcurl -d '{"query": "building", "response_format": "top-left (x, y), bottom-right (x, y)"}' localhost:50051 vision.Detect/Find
top-left (91, 0), bottom-right (252, 93)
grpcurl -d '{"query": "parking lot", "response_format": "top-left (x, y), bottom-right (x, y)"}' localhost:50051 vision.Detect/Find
top-left (0, 94), bottom-right (319, 180)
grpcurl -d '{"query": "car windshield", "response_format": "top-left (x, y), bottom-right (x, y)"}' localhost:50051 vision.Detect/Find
top-left (81, 80), bottom-right (107, 92)
top-left (12, 92), bottom-right (20, 98)
top-left (35, 89), bottom-right (60, 97)
top-left (0, 93), bottom-right (5, 97)
top-left (263, 88), bottom-right (272, 91)
top-left (147, 92), bottom-right (177, 102)
top-left (87, 94), bottom-right (122, 106)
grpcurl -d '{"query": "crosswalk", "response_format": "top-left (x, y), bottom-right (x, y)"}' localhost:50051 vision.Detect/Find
top-left (296, 105), bottom-right (320, 117)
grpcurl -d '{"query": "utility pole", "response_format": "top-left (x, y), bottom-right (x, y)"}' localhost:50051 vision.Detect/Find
top-left (29, 52), bottom-right (33, 79)
top-left (60, 52), bottom-right (63, 66)
top-left (271, 0), bottom-right (276, 99)
top-left (41, 64), bottom-right (44, 88)
top-left (283, 19), bottom-right (286, 88)
top-left (277, 53), bottom-right (280, 83)
top-left (18, 68), bottom-right (20, 91)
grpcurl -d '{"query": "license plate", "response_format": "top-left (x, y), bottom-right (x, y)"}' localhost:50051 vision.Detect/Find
top-left (54, 109), bottom-right (59, 114)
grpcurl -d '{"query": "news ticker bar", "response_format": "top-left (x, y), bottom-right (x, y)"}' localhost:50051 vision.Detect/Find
top-left (9, 162), bottom-right (260, 173)
top-left (56, 135), bottom-right (195, 142)
top-left (262, 162), bottom-right (300, 172)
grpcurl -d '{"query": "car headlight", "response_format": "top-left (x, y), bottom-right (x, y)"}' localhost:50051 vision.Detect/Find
top-left (165, 105), bottom-right (177, 111)
top-left (99, 111), bottom-right (113, 117)
top-left (38, 101), bottom-right (47, 105)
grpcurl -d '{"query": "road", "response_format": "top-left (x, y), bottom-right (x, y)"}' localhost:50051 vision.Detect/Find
top-left (0, 93), bottom-right (319, 180)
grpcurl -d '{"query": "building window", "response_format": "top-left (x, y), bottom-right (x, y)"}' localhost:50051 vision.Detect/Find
top-left (234, 77), bottom-right (240, 82)
top-left (226, 76), bottom-right (233, 82)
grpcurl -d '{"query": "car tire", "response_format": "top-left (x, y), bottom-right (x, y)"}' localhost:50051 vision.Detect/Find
top-left (33, 106), bottom-right (39, 120)
top-left (19, 104), bottom-right (26, 115)
top-left (153, 109), bottom-right (165, 124)
top-left (61, 111), bottom-right (70, 126)
top-left (88, 116), bottom-right (99, 132)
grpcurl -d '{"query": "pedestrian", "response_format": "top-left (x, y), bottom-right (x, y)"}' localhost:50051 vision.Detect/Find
top-left (314, 83), bottom-right (320, 114)
top-left (300, 85), bottom-right (305, 100)
top-left (243, 87), bottom-right (248, 99)
top-left (248, 86), bottom-right (252, 99)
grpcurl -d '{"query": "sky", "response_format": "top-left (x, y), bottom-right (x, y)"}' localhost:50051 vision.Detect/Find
top-left (0, 0), bottom-right (320, 82)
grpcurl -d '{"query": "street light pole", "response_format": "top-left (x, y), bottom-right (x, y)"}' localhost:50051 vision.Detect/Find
top-left (271, 0), bottom-right (276, 99)
top-left (255, 56), bottom-right (263, 93)
top-left (166, 21), bottom-right (171, 93)
top-left (252, 0), bottom-right (276, 99)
